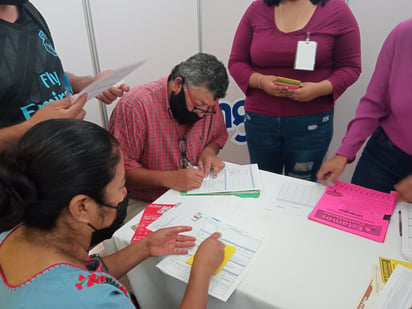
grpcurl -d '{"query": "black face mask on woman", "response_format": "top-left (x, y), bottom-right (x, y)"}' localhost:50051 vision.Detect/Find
top-left (169, 87), bottom-right (201, 125)
top-left (0, 0), bottom-right (27, 4)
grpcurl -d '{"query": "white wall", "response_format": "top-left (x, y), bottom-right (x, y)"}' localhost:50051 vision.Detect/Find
top-left (87, 0), bottom-right (199, 117)
top-left (33, 0), bottom-right (412, 181)
top-left (201, 0), bottom-right (254, 164)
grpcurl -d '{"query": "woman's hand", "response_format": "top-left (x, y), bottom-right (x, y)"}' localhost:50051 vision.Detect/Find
top-left (395, 175), bottom-right (412, 202)
top-left (317, 155), bottom-right (348, 185)
top-left (259, 75), bottom-right (290, 97)
top-left (192, 232), bottom-right (225, 275)
top-left (144, 226), bottom-right (196, 257)
top-left (179, 233), bottom-right (224, 309)
top-left (284, 80), bottom-right (333, 102)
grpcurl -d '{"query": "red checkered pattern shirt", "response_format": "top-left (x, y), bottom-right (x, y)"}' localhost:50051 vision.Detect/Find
top-left (109, 77), bottom-right (228, 202)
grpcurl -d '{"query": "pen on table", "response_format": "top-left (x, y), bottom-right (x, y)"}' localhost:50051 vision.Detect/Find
top-left (399, 210), bottom-right (402, 237)
top-left (174, 202), bottom-right (182, 209)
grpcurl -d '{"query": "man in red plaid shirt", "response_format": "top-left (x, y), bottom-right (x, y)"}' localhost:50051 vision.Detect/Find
top-left (109, 53), bottom-right (229, 215)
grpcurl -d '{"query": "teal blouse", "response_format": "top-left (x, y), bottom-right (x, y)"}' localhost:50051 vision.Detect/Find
top-left (0, 229), bottom-right (135, 308)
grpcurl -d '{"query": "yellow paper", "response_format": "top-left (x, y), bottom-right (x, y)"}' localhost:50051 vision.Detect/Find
top-left (186, 244), bottom-right (236, 275)
top-left (379, 257), bottom-right (412, 282)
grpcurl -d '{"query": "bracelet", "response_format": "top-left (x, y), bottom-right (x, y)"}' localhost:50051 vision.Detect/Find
top-left (257, 74), bottom-right (263, 90)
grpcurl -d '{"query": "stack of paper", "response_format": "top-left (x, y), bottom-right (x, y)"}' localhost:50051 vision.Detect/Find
top-left (378, 257), bottom-right (412, 283)
top-left (400, 201), bottom-right (412, 261)
top-left (364, 265), bottom-right (412, 308)
top-left (182, 164), bottom-right (261, 197)
top-left (356, 257), bottom-right (412, 309)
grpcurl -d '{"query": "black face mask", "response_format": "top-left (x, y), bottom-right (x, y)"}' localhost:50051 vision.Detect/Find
top-left (88, 203), bottom-right (118, 232)
top-left (0, 0), bottom-right (27, 4)
top-left (169, 87), bottom-right (201, 125)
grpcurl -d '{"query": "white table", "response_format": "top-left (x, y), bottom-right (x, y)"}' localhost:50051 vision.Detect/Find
top-left (111, 170), bottom-right (404, 309)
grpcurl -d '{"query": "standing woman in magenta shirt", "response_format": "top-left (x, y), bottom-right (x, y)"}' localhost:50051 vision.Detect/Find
top-left (229, 0), bottom-right (361, 181)
top-left (318, 19), bottom-right (412, 203)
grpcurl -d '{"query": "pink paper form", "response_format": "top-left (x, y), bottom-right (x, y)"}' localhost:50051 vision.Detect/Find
top-left (308, 181), bottom-right (397, 242)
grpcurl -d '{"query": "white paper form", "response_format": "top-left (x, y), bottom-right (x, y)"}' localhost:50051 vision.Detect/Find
top-left (185, 164), bottom-right (261, 195)
top-left (79, 60), bottom-right (146, 100)
top-left (146, 201), bottom-right (207, 232)
top-left (365, 265), bottom-right (412, 309)
top-left (267, 180), bottom-right (324, 216)
top-left (156, 217), bottom-right (265, 302)
top-left (400, 201), bottom-right (412, 261)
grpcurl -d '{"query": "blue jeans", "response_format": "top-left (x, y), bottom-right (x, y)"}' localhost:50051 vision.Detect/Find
top-left (244, 110), bottom-right (333, 181)
top-left (352, 127), bottom-right (412, 193)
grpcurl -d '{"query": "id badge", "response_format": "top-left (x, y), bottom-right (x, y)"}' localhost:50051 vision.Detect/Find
top-left (294, 40), bottom-right (317, 71)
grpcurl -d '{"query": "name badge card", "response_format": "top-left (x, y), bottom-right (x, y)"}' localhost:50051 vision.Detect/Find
top-left (294, 40), bottom-right (317, 71)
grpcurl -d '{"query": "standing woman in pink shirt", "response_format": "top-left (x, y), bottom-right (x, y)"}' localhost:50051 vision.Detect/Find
top-left (318, 19), bottom-right (412, 203)
top-left (229, 0), bottom-right (361, 181)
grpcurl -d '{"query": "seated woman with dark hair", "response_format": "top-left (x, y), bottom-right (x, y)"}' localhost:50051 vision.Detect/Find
top-left (0, 119), bottom-right (224, 308)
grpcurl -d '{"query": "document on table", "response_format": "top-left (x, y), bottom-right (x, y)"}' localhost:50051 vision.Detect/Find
top-left (268, 180), bottom-right (324, 216)
top-left (308, 181), bottom-right (397, 242)
top-left (400, 201), bottom-right (412, 261)
top-left (156, 216), bottom-right (265, 302)
top-left (365, 265), bottom-right (412, 309)
top-left (146, 201), bottom-right (208, 232)
top-left (79, 60), bottom-right (145, 100)
top-left (182, 164), bottom-right (261, 196)
top-left (378, 257), bottom-right (412, 283)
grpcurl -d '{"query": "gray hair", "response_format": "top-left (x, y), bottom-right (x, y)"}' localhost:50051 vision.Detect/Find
top-left (169, 53), bottom-right (229, 99)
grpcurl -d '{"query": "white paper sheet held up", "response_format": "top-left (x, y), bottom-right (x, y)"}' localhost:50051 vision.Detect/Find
top-left (156, 216), bottom-right (265, 302)
top-left (79, 60), bottom-right (146, 100)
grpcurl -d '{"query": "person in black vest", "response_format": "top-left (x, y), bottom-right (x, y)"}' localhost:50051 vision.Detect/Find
top-left (0, 0), bottom-right (130, 246)
top-left (0, 0), bottom-right (129, 147)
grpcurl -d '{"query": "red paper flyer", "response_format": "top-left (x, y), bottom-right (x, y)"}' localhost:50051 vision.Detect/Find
top-left (131, 203), bottom-right (176, 242)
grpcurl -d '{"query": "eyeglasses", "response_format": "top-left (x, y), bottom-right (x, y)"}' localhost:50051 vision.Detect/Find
top-left (95, 200), bottom-right (118, 209)
top-left (178, 138), bottom-right (192, 168)
top-left (185, 84), bottom-right (216, 115)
